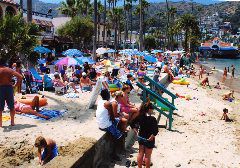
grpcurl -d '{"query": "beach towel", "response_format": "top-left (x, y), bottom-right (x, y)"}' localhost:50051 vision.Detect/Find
top-left (18, 109), bottom-right (67, 121)
top-left (2, 115), bottom-right (10, 122)
top-left (63, 93), bottom-right (79, 98)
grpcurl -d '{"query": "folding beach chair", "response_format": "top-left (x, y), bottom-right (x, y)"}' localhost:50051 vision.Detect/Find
top-left (29, 67), bottom-right (43, 90)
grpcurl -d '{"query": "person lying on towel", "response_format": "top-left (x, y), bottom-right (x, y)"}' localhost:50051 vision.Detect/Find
top-left (35, 136), bottom-right (58, 165)
top-left (14, 96), bottom-right (49, 119)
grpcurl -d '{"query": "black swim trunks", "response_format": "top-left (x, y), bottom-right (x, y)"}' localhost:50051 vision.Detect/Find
top-left (0, 85), bottom-right (14, 111)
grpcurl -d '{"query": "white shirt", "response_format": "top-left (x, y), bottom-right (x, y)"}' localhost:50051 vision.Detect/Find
top-left (96, 99), bottom-right (112, 129)
top-left (156, 61), bottom-right (162, 68)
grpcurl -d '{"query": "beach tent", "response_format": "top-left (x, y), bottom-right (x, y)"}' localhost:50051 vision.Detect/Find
top-left (96, 47), bottom-right (108, 55)
top-left (62, 49), bottom-right (83, 57)
top-left (54, 57), bottom-right (81, 66)
top-left (34, 46), bottom-right (52, 54)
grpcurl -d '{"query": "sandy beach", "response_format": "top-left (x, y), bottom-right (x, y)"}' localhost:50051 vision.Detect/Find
top-left (0, 90), bottom-right (104, 167)
top-left (113, 65), bottom-right (240, 168)
top-left (0, 64), bottom-right (240, 168)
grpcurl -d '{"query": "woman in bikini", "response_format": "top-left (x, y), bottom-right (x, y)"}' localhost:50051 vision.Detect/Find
top-left (111, 91), bottom-right (129, 132)
top-left (15, 96), bottom-right (49, 119)
top-left (120, 85), bottom-right (139, 122)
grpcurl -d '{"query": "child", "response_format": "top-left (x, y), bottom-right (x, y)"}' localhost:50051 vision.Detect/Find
top-left (126, 74), bottom-right (134, 91)
top-left (200, 77), bottom-right (210, 87)
top-left (34, 136), bottom-right (58, 165)
top-left (222, 90), bottom-right (235, 100)
top-left (221, 108), bottom-right (233, 122)
top-left (214, 82), bottom-right (221, 89)
top-left (131, 100), bottom-right (158, 168)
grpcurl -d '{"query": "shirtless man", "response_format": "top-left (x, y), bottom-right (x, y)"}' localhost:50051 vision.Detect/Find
top-left (80, 72), bottom-right (94, 92)
top-left (0, 58), bottom-right (23, 127)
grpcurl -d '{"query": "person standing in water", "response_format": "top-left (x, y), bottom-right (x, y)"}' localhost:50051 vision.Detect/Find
top-left (0, 58), bottom-right (23, 127)
top-left (231, 65), bottom-right (235, 79)
top-left (222, 67), bottom-right (227, 83)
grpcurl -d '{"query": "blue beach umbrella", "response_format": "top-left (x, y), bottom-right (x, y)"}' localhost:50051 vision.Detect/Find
top-left (34, 46), bottom-right (52, 54)
top-left (62, 49), bottom-right (83, 57)
top-left (144, 55), bottom-right (157, 63)
top-left (37, 58), bottom-right (46, 64)
top-left (75, 57), bottom-right (96, 64)
top-left (151, 50), bottom-right (163, 54)
top-left (106, 49), bottom-right (117, 53)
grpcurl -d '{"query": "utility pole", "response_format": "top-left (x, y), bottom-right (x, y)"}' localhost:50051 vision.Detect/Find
top-left (139, 0), bottom-right (143, 51)
top-left (27, 0), bottom-right (32, 23)
top-left (93, 0), bottom-right (98, 60)
top-left (19, 0), bottom-right (23, 16)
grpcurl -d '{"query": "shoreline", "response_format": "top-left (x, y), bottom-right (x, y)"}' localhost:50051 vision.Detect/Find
top-left (196, 62), bottom-right (240, 93)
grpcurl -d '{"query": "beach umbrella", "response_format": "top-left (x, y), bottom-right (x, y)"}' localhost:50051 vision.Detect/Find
top-left (37, 58), bottom-right (46, 64)
top-left (96, 47), bottom-right (108, 55)
top-left (54, 57), bottom-right (81, 66)
top-left (106, 49), bottom-right (117, 53)
top-left (62, 49), bottom-right (83, 57)
top-left (151, 50), bottom-right (163, 54)
top-left (164, 50), bottom-right (172, 54)
top-left (102, 59), bottom-right (112, 66)
top-left (144, 55), bottom-right (157, 63)
top-left (34, 46), bottom-right (52, 54)
top-left (75, 57), bottom-right (96, 64)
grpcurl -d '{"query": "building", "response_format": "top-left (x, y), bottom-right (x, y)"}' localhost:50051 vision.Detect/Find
top-left (0, 0), bottom-right (18, 17)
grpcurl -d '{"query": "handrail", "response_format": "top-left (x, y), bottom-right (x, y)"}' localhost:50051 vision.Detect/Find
top-left (137, 82), bottom-right (177, 110)
top-left (144, 76), bottom-right (177, 99)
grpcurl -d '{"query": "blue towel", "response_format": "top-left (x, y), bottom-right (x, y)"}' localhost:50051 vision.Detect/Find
top-left (63, 93), bottom-right (79, 98)
top-left (18, 109), bottom-right (67, 120)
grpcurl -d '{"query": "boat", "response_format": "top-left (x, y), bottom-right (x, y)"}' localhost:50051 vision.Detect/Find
top-left (199, 38), bottom-right (239, 59)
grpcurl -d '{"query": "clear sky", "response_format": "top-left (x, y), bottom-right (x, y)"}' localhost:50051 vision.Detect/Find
top-left (40, 0), bottom-right (221, 5)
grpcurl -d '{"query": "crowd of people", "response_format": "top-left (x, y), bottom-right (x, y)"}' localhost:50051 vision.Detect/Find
top-left (0, 49), bottom-right (238, 166)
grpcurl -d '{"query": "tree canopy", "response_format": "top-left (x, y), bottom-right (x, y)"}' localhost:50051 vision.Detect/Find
top-left (57, 17), bottom-right (94, 48)
top-left (0, 14), bottom-right (39, 63)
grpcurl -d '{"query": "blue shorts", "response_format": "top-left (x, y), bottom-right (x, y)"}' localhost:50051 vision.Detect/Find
top-left (101, 118), bottom-right (122, 139)
top-left (0, 85), bottom-right (14, 111)
top-left (41, 144), bottom-right (58, 161)
top-left (82, 86), bottom-right (92, 91)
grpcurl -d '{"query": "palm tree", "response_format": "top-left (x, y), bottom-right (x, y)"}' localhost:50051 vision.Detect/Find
top-left (176, 14), bottom-right (201, 52)
top-left (168, 7), bottom-right (177, 50)
top-left (97, 1), bottom-right (104, 47)
top-left (58, 0), bottom-right (79, 17)
top-left (165, 0), bottom-right (170, 49)
top-left (102, 0), bottom-right (107, 47)
top-left (27, 0), bottom-right (32, 22)
top-left (93, 0), bottom-right (98, 60)
top-left (139, 0), bottom-right (143, 51)
top-left (124, 1), bottom-right (131, 48)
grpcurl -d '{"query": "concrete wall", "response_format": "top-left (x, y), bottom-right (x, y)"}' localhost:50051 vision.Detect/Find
top-left (46, 74), bottom-right (170, 168)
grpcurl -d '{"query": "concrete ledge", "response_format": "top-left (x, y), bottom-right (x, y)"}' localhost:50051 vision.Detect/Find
top-left (46, 73), bottom-right (169, 168)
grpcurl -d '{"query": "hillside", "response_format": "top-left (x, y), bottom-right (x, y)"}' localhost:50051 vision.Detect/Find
top-left (23, 0), bottom-right (61, 17)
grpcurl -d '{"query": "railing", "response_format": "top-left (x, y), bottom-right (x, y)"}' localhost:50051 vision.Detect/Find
top-left (144, 76), bottom-right (177, 105)
top-left (137, 82), bottom-right (177, 130)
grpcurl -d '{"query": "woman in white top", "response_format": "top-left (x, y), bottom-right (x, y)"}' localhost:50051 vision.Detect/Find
top-left (96, 89), bottom-right (122, 139)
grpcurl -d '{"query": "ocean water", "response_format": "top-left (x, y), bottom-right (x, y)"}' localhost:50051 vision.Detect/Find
top-left (202, 58), bottom-right (240, 77)
top-left (200, 58), bottom-right (240, 93)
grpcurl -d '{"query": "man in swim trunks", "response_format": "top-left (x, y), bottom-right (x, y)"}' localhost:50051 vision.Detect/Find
top-left (0, 58), bottom-right (23, 127)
